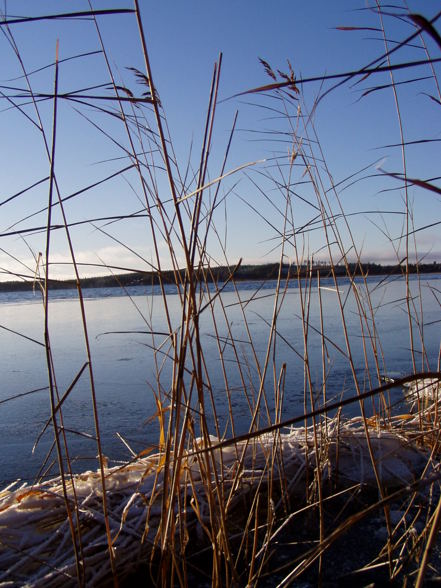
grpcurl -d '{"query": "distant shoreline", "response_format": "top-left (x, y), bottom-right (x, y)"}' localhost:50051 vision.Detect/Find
top-left (1, 261), bottom-right (440, 293)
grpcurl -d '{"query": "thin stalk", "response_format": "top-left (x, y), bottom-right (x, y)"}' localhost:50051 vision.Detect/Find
top-left (42, 41), bottom-right (84, 587)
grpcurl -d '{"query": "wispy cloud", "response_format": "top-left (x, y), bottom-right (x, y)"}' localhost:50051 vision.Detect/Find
top-left (0, 245), bottom-right (156, 282)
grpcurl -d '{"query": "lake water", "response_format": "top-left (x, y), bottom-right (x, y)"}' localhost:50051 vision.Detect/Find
top-left (1, 274), bottom-right (440, 486)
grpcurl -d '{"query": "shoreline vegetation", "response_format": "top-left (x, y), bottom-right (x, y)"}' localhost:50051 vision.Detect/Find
top-left (0, 2), bottom-right (440, 587)
top-left (2, 260), bottom-right (441, 293)
top-left (1, 400), bottom-right (440, 587)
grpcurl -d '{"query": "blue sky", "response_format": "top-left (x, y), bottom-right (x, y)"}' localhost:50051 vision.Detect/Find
top-left (0, 1), bottom-right (440, 281)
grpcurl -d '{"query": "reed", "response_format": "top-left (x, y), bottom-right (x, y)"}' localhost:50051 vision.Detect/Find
top-left (0, 2), bottom-right (440, 586)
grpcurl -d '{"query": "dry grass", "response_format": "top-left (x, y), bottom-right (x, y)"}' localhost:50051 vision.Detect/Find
top-left (0, 2), bottom-right (440, 587)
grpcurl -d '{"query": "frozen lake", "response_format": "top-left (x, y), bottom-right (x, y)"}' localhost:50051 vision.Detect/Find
top-left (1, 274), bottom-right (440, 486)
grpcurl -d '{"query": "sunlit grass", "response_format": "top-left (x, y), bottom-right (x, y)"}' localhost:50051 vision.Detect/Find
top-left (0, 3), bottom-right (440, 587)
